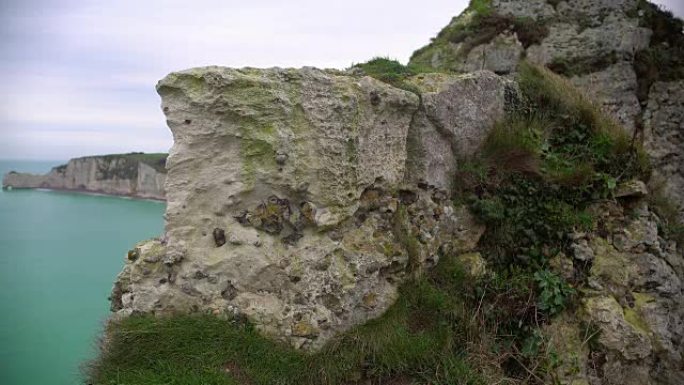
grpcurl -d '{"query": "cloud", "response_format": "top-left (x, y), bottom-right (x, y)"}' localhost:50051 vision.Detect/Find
top-left (0, 0), bottom-right (682, 160)
top-left (0, 0), bottom-right (465, 160)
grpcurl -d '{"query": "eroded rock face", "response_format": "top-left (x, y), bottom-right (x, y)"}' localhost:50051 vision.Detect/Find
top-left (405, 71), bottom-right (513, 190)
top-left (1, 155), bottom-right (166, 200)
top-left (569, 62), bottom-right (642, 132)
top-left (409, 0), bottom-right (683, 224)
top-left (644, 80), bottom-right (684, 222)
top-left (546, 196), bottom-right (684, 385)
top-left (110, 67), bottom-right (504, 349)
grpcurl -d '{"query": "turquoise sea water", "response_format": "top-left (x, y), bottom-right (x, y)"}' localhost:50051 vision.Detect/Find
top-left (0, 160), bottom-right (166, 385)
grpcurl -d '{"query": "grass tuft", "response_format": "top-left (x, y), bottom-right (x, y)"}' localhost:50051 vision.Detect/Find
top-left (457, 62), bottom-right (649, 269)
top-left (352, 57), bottom-right (434, 94)
top-left (87, 257), bottom-right (494, 385)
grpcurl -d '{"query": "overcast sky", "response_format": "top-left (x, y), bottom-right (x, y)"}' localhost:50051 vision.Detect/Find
top-left (1, 1), bottom-right (682, 160)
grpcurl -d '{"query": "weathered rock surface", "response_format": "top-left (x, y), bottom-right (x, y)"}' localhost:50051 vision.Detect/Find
top-left (545, 197), bottom-right (684, 385)
top-left (106, 5), bottom-right (684, 384)
top-left (644, 80), bottom-right (684, 222)
top-left (410, 0), bottom-right (684, 222)
top-left (405, 71), bottom-right (513, 190)
top-left (569, 62), bottom-right (642, 132)
top-left (110, 67), bottom-right (510, 349)
top-left (2, 154), bottom-right (166, 200)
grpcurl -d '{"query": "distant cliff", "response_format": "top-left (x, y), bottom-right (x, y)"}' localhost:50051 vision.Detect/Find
top-left (2, 153), bottom-right (167, 200)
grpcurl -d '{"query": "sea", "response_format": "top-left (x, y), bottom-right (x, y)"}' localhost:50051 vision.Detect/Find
top-left (0, 160), bottom-right (166, 385)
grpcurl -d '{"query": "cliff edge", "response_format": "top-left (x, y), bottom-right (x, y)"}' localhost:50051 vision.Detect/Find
top-left (2, 153), bottom-right (167, 200)
top-left (111, 67), bottom-right (512, 349)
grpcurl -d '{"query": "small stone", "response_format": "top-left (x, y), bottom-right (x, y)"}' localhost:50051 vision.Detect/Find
top-left (385, 198), bottom-right (399, 213)
top-left (398, 190), bottom-right (418, 205)
top-left (313, 256), bottom-right (331, 271)
top-left (615, 180), bottom-right (648, 198)
top-left (221, 282), bottom-right (237, 300)
top-left (571, 239), bottom-right (594, 261)
top-left (213, 228), bottom-right (226, 247)
top-left (233, 210), bottom-right (250, 226)
top-left (300, 201), bottom-right (317, 223)
top-left (296, 182), bottom-right (309, 192)
top-left (275, 153), bottom-right (288, 165)
top-left (549, 252), bottom-right (574, 281)
top-left (228, 233), bottom-right (243, 245)
top-left (369, 91), bottom-right (381, 106)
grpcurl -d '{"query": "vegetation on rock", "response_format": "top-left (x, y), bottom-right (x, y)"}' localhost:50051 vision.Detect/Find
top-left (459, 62), bottom-right (649, 268)
top-left (353, 57), bottom-right (430, 93)
top-left (87, 62), bottom-right (651, 385)
top-left (409, 0), bottom-right (548, 73)
top-left (632, 0), bottom-right (684, 102)
top-left (101, 152), bottom-right (168, 174)
top-left (89, 2), bottom-right (684, 383)
top-left (88, 251), bottom-right (567, 385)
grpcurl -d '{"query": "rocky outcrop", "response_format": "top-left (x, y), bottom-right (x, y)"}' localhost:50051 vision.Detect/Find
top-left (410, 0), bottom-right (684, 222)
top-left (545, 187), bottom-right (684, 385)
top-left (2, 153), bottom-right (167, 200)
top-left (109, 67), bottom-right (516, 349)
top-left (643, 80), bottom-right (684, 214)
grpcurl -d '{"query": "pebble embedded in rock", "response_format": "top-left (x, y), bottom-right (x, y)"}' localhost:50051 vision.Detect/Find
top-left (127, 248), bottom-right (140, 261)
top-left (213, 228), bottom-right (226, 247)
top-left (275, 153), bottom-right (288, 165)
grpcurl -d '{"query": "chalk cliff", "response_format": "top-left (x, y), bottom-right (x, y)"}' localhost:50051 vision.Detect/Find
top-left (111, 67), bottom-right (513, 349)
top-left (104, 1), bottom-right (683, 383)
top-left (2, 153), bottom-right (167, 200)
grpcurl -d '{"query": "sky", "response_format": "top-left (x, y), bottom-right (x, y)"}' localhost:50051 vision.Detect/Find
top-left (0, 0), bottom-right (682, 161)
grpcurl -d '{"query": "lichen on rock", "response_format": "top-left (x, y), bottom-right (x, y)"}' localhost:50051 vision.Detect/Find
top-left (110, 66), bottom-right (500, 349)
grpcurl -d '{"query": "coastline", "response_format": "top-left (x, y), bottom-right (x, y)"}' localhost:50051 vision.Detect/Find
top-left (2, 185), bottom-right (166, 202)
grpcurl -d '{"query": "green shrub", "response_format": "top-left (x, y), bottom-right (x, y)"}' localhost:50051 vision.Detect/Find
top-left (459, 62), bottom-right (649, 270)
top-left (354, 57), bottom-right (414, 83)
top-left (534, 270), bottom-right (576, 316)
top-left (468, 0), bottom-right (493, 17)
top-left (410, 2), bottom-right (549, 72)
top-left (443, 14), bottom-right (548, 57)
top-left (352, 57), bottom-right (428, 94)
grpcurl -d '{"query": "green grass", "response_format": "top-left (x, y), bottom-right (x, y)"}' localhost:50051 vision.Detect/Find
top-left (87, 62), bottom-right (623, 385)
top-left (89, 249), bottom-right (569, 385)
top-left (87, 257), bottom-right (491, 385)
top-left (458, 62), bottom-right (650, 269)
top-left (103, 153), bottom-right (168, 173)
top-left (352, 57), bottom-right (430, 94)
top-left (409, 2), bottom-right (548, 73)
